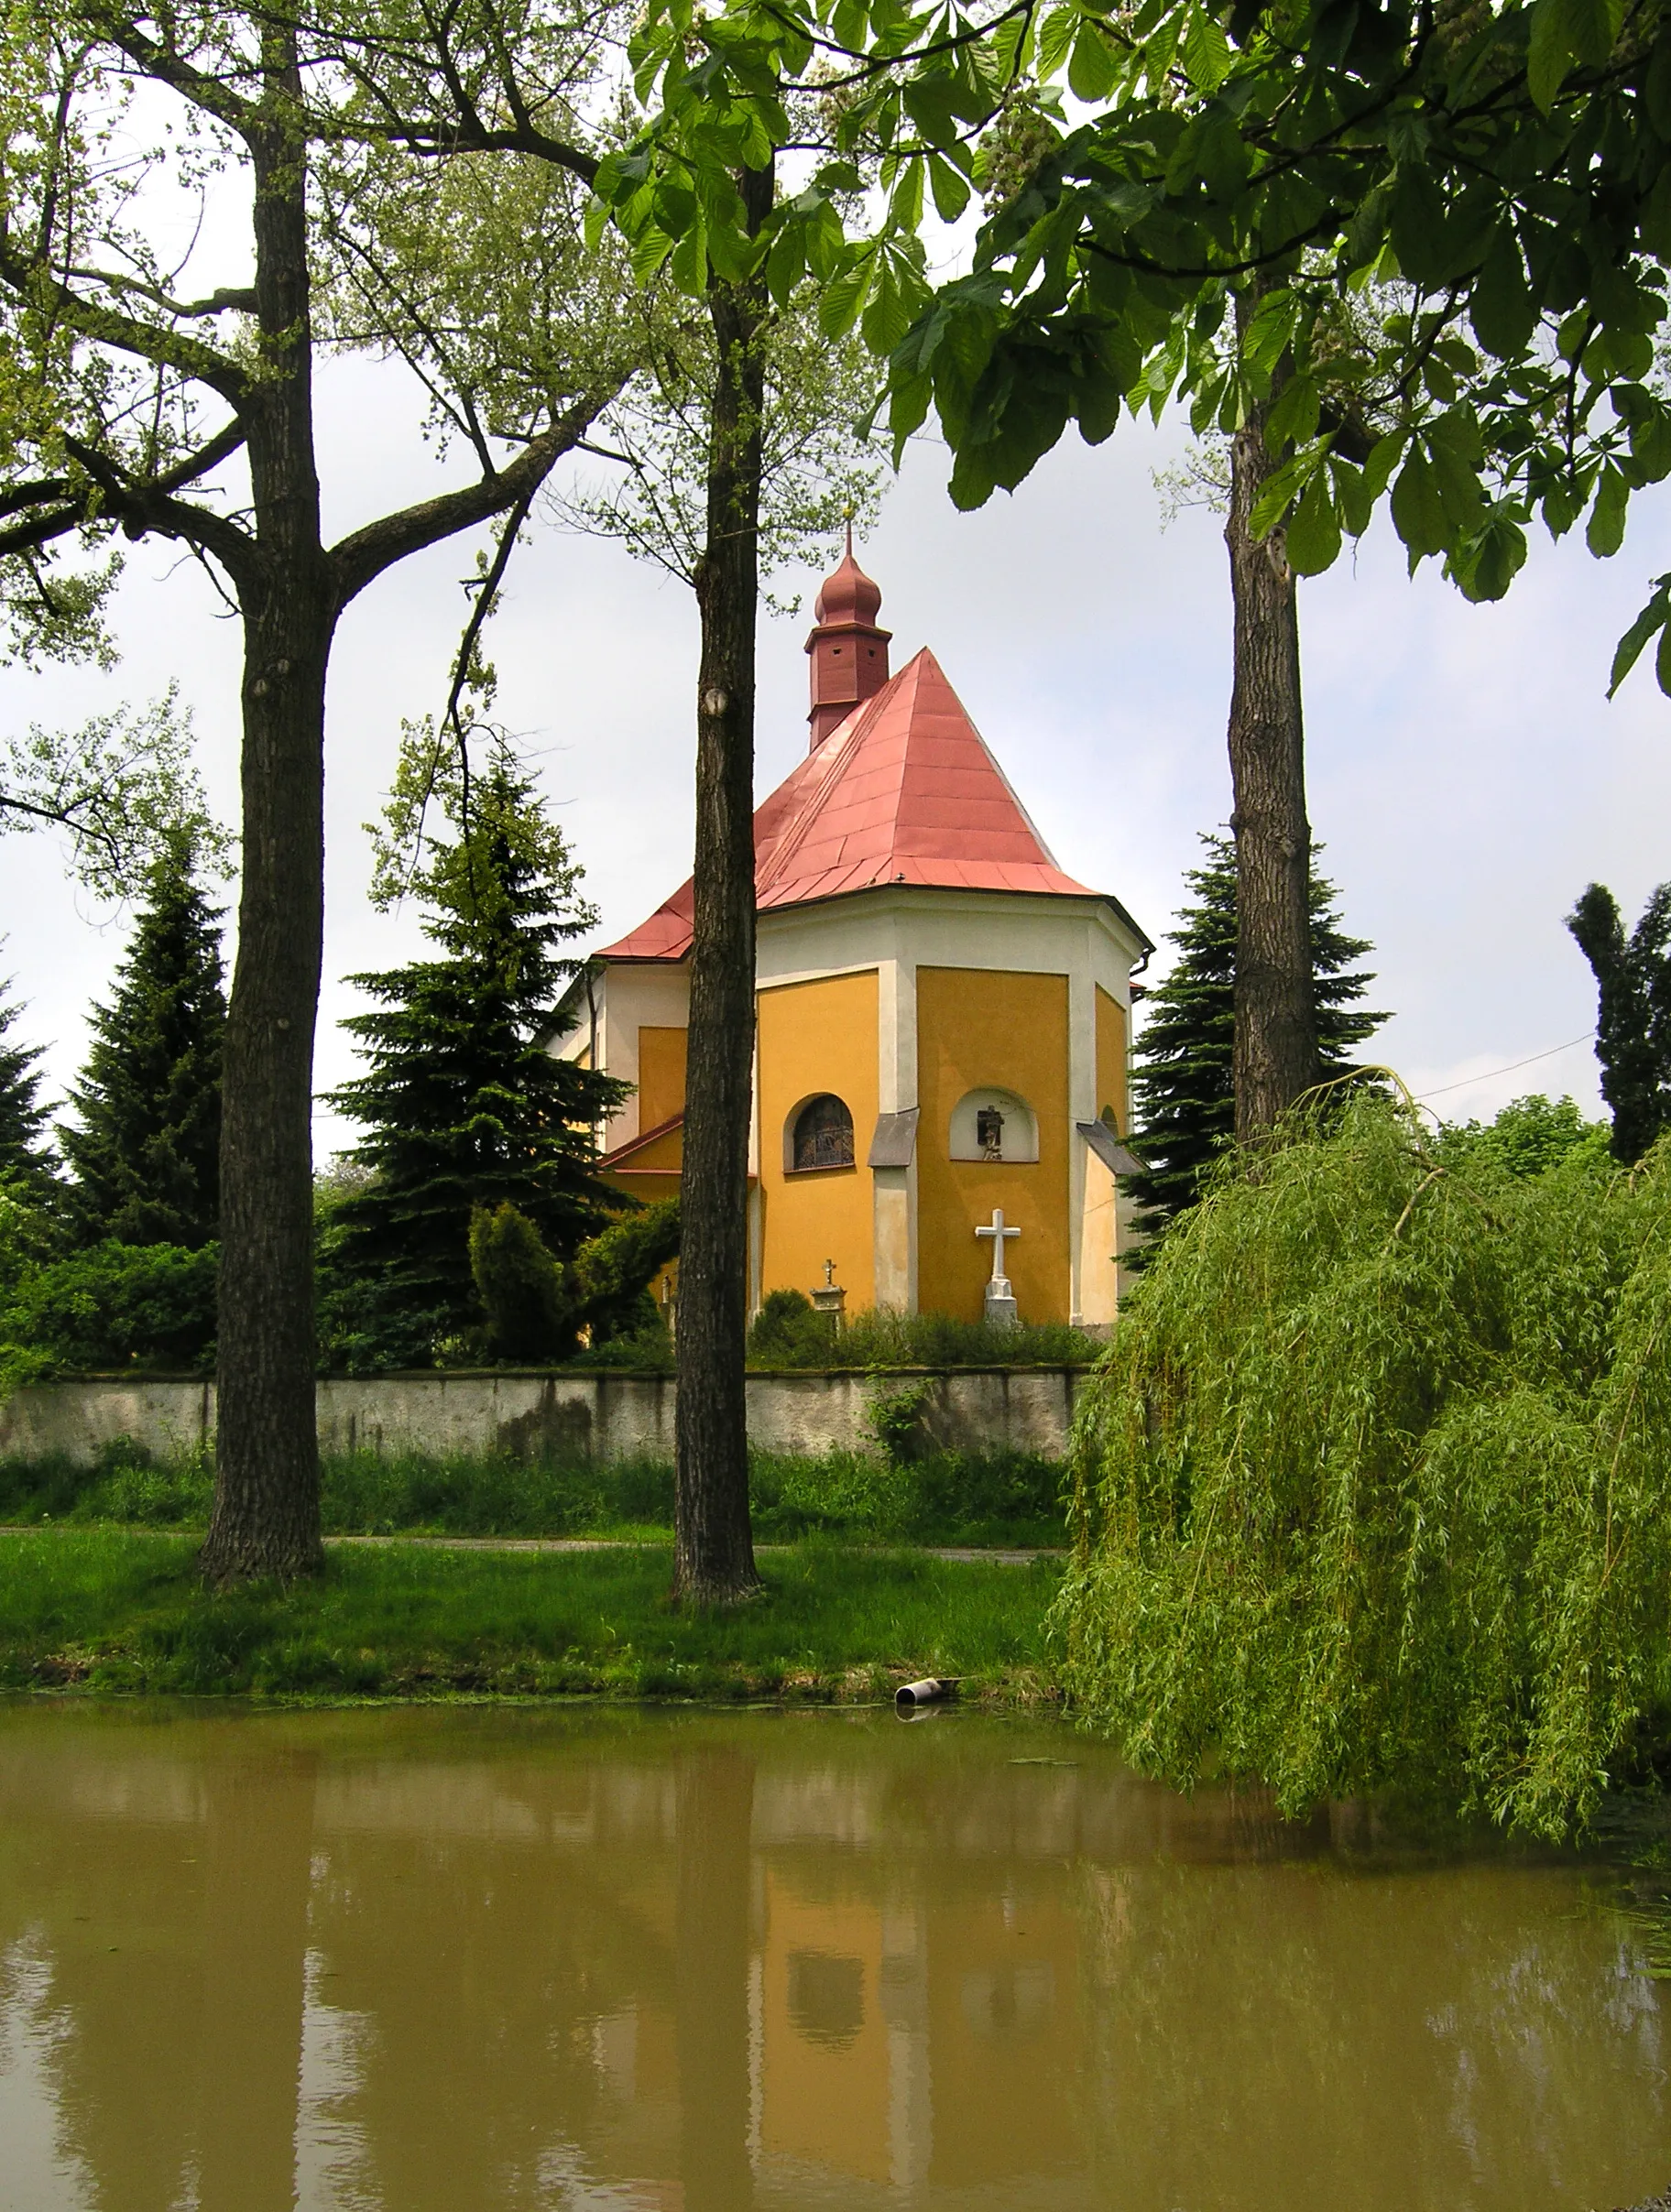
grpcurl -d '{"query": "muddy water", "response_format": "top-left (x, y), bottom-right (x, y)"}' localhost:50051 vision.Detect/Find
top-left (0, 1703), bottom-right (1664, 2212)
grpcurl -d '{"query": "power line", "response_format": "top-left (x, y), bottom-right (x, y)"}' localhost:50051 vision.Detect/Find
top-left (1414, 1034), bottom-right (1595, 1101)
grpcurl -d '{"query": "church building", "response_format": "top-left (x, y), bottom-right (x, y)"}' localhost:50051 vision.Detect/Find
top-left (557, 544), bottom-right (1151, 1329)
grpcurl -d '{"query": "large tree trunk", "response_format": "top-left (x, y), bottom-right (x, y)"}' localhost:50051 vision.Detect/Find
top-left (672, 159), bottom-right (773, 1606)
top-left (1226, 292), bottom-right (1318, 1141)
top-left (675, 1747), bottom-right (756, 2209)
top-left (201, 50), bottom-right (334, 1584)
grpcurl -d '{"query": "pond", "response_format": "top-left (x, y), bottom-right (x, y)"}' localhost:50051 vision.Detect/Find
top-left (0, 1700), bottom-right (1664, 2212)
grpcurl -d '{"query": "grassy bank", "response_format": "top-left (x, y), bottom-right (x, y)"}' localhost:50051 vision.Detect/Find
top-left (0, 1528), bottom-right (1061, 1701)
top-left (0, 1441), bottom-right (1067, 1549)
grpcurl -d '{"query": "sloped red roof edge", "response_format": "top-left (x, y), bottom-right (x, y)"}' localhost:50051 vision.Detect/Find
top-left (589, 644), bottom-right (1153, 964)
top-left (600, 1110), bottom-right (685, 1167)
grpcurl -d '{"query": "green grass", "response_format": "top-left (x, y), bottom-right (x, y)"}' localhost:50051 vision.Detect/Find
top-left (0, 1527), bottom-right (1062, 1702)
top-left (0, 1441), bottom-right (1068, 1549)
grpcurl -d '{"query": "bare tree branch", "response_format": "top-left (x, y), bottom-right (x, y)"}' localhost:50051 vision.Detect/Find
top-left (330, 387), bottom-right (620, 603)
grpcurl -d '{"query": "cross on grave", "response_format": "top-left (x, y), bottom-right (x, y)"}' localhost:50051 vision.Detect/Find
top-left (976, 1210), bottom-right (1021, 1328)
top-left (811, 1258), bottom-right (846, 1327)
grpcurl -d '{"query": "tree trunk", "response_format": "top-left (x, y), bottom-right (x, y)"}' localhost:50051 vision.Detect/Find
top-left (1226, 292), bottom-right (1317, 1141)
top-left (675, 1748), bottom-right (756, 2209)
top-left (672, 160), bottom-right (773, 1606)
top-left (201, 50), bottom-right (334, 1584)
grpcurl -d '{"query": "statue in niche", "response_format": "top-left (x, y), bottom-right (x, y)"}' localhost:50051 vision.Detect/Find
top-left (977, 1106), bottom-right (1005, 1160)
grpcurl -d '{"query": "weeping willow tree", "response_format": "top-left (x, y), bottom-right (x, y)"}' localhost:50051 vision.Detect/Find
top-left (1060, 1092), bottom-right (1671, 1837)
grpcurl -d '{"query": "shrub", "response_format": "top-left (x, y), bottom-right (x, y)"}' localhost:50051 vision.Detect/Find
top-left (467, 1198), bottom-right (683, 1366)
top-left (1059, 1092), bottom-right (1671, 1836)
top-left (863, 1376), bottom-right (932, 1466)
top-left (470, 1201), bottom-right (568, 1361)
top-left (1, 1240), bottom-right (217, 1386)
top-left (568, 1199), bottom-right (680, 1346)
top-left (745, 1302), bottom-right (1101, 1370)
top-left (747, 1287), bottom-right (834, 1365)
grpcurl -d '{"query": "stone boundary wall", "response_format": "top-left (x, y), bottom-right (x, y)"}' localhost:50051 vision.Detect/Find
top-left (0, 1368), bottom-right (1089, 1468)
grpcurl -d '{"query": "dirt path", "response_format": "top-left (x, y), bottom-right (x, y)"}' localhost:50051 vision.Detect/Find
top-left (322, 1534), bottom-right (1061, 1565)
top-left (0, 1526), bottom-right (1062, 1566)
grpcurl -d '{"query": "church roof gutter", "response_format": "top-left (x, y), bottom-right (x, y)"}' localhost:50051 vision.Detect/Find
top-left (755, 876), bottom-right (1155, 956)
top-left (585, 877), bottom-right (1153, 968)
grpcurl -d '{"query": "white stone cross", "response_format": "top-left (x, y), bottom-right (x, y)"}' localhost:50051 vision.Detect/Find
top-left (976, 1208), bottom-right (1021, 1288)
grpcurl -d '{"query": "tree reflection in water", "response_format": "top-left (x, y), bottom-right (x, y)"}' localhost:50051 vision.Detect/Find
top-left (0, 1705), bottom-right (1665, 2212)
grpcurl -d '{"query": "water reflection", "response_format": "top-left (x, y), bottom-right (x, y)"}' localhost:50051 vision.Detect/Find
top-left (0, 1702), bottom-right (1664, 2211)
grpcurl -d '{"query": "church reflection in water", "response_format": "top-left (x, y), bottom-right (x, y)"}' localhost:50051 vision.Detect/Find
top-left (1, 1704), bottom-right (1667, 2212)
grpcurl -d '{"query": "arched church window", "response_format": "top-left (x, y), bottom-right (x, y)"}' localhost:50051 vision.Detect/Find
top-left (791, 1094), bottom-right (855, 1171)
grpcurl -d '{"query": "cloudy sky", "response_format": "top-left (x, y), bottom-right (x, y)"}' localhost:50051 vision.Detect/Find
top-left (3, 342), bottom-right (1668, 1160)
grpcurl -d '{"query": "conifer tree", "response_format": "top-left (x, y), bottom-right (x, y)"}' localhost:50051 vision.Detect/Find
top-left (1566, 882), bottom-right (1671, 1164)
top-left (322, 734), bottom-right (627, 1368)
top-left (1128, 835), bottom-right (1386, 1228)
top-left (60, 832), bottom-right (227, 1248)
top-left (0, 976), bottom-right (56, 1205)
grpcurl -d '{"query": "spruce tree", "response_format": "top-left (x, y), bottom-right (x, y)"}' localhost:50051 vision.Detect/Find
top-left (1128, 834), bottom-right (1387, 1227)
top-left (60, 831), bottom-right (226, 1247)
top-left (1566, 882), bottom-right (1671, 1164)
top-left (0, 975), bottom-right (56, 1204)
top-left (322, 736), bottom-right (627, 1368)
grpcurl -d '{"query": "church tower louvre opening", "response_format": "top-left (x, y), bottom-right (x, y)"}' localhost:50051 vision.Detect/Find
top-left (803, 526), bottom-right (891, 747)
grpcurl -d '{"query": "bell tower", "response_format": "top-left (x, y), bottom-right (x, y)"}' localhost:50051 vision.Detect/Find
top-left (804, 528), bottom-right (891, 748)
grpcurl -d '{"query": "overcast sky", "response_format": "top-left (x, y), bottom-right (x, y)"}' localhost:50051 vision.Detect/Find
top-left (3, 344), bottom-right (1669, 1160)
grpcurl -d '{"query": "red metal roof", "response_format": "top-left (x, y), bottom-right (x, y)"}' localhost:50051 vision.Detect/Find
top-left (595, 648), bottom-right (1110, 963)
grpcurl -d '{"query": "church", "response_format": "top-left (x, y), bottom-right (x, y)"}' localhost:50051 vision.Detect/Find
top-left (556, 543), bottom-right (1151, 1330)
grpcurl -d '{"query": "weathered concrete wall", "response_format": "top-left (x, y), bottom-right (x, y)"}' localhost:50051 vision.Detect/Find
top-left (0, 1368), bottom-right (1087, 1467)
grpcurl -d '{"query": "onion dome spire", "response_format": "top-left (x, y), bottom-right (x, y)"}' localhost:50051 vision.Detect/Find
top-left (804, 523), bottom-right (891, 748)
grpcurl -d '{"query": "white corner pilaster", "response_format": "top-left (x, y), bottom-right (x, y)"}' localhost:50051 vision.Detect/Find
top-left (873, 952), bottom-right (919, 1312)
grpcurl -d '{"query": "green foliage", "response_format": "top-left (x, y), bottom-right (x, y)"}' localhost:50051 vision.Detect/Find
top-left (864, 1374), bottom-right (933, 1466)
top-left (554, 262), bottom-right (885, 594)
top-left (0, 1442), bottom-right (1064, 1548)
top-left (469, 1195), bottom-right (683, 1362)
top-left (0, 975), bottom-right (56, 1205)
top-left (60, 829), bottom-right (226, 1248)
top-left (322, 736), bottom-right (628, 1369)
top-left (567, 1198), bottom-right (682, 1345)
top-left (0, 1241), bottom-right (218, 1388)
top-left (747, 1286), bottom-right (833, 1364)
top-left (0, 1527), bottom-right (1059, 1701)
top-left (1128, 834), bottom-right (1387, 1227)
top-left (609, 0), bottom-right (1671, 689)
top-left (566, 1319), bottom-right (677, 1371)
top-left (1061, 1094), bottom-right (1671, 1836)
top-left (1438, 1093), bottom-right (1611, 1180)
top-left (0, 1171), bottom-right (60, 1306)
top-left (747, 1306), bottom-right (1103, 1369)
top-left (470, 1202), bottom-right (568, 1362)
top-left (1567, 882), bottom-right (1671, 1162)
top-left (0, 692), bottom-right (231, 900)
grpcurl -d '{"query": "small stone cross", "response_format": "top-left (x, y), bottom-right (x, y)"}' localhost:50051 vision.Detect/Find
top-left (976, 1208), bottom-right (1021, 1288)
top-left (823, 1258), bottom-right (836, 1288)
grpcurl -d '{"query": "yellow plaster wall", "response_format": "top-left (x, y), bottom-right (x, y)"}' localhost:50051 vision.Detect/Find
top-left (636, 1025), bottom-right (688, 1131)
top-left (925, 1889), bottom-right (1079, 2188)
top-left (599, 1169), bottom-right (682, 1210)
top-left (1094, 986), bottom-right (1128, 1133)
top-left (759, 1875), bottom-right (890, 2184)
top-left (757, 969), bottom-right (878, 1310)
top-left (916, 967), bottom-right (1071, 1324)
